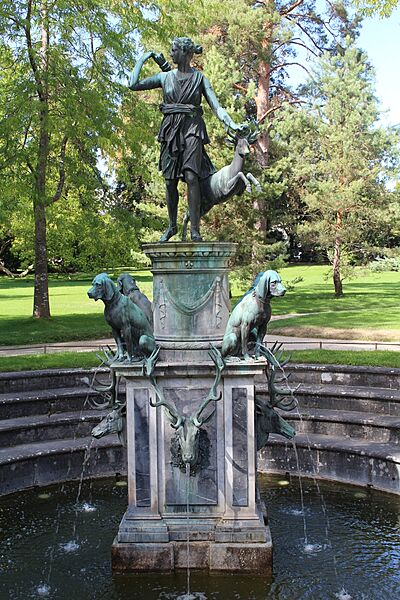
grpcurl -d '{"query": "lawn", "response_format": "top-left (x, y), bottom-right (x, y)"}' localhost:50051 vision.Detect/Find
top-left (0, 270), bottom-right (152, 346)
top-left (0, 351), bottom-right (100, 372)
top-left (0, 349), bottom-right (398, 372)
top-left (243, 265), bottom-right (400, 317)
top-left (252, 265), bottom-right (400, 342)
top-left (0, 264), bottom-right (399, 346)
top-left (291, 349), bottom-right (400, 369)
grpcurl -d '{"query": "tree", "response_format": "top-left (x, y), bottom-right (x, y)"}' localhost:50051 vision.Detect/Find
top-left (118, 0), bottom-right (361, 273)
top-left (354, 0), bottom-right (398, 16)
top-left (0, 1), bottom-right (150, 317)
top-left (274, 40), bottom-right (399, 296)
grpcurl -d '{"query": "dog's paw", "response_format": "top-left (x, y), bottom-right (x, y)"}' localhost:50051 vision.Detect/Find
top-left (114, 354), bottom-right (126, 363)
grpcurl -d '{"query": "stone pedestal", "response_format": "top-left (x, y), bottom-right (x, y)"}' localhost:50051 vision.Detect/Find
top-left (143, 242), bottom-right (235, 362)
top-left (111, 243), bottom-right (272, 574)
top-left (111, 361), bottom-right (272, 574)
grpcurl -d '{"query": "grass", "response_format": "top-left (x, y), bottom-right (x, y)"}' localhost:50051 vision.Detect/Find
top-left (0, 349), bottom-right (398, 372)
top-left (0, 270), bottom-right (152, 346)
top-left (233, 265), bottom-right (400, 341)
top-left (0, 351), bottom-right (100, 372)
top-left (0, 264), bottom-right (399, 347)
top-left (291, 350), bottom-right (400, 369)
top-left (268, 308), bottom-right (400, 341)
top-left (236, 265), bottom-right (400, 316)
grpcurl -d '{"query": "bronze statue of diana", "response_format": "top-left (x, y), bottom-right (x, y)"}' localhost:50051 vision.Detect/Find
top-left (128, 36), bottom-right (245, 243)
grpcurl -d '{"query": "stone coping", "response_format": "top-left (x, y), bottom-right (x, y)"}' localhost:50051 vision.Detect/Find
top-left (142, 241), bottom-right (237, 255)
top-left (111, 358), bottom-right (268, 378)
top-left (257, 381), bottom-right (400, 401)
top-left (0, 367), bottom-right (107, 380)
top-left (268, 432), bottom-right (400, 463)
top-left (289, 363), bottom-right (400, 375)
top-left (1, 362), bottom-right (399, 381)
top-left (0, 434), bottom-right (122, 465)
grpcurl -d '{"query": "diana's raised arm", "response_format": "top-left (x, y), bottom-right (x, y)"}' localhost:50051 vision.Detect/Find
top-left (128, 51), bottom-right (164, 91)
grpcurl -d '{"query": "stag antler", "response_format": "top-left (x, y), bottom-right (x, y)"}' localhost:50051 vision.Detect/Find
top-left (226, 119), bottom-right (260, 144)
top-left (268, 367), bottom-right (298, 410)
top-left (148, 368), bottom-right (184, 430)
top-left (144, 345), bottom-right (183, 429)
top-left (89, 363), bottom-right (121, 410)
top-left (143, 346), bottom-right (160, 377)
top-left (258, 343), bottom-right (299, 411)
top-left (192, 345), bottom-right (225, 427)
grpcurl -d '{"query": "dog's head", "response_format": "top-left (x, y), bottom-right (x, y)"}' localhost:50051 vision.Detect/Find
top-left (87, 273), bottom-right (117, 303)
top-left (117, 272), bottom-right (138, 296)
top-left (255, 270), bottom-right (286, 299)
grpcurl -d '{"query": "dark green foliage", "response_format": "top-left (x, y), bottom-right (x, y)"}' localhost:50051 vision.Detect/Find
top-left (0, 1), bottom-right (156, 313)
top-left (272, 39), bottom-right (399, 295)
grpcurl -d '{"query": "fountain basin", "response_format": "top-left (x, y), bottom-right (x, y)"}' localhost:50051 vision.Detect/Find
top-left (1, 474), bottom-right (399, 599)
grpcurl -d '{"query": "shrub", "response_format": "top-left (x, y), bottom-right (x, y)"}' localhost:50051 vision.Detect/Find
top-left (368, 248), bottom-right (400, 272)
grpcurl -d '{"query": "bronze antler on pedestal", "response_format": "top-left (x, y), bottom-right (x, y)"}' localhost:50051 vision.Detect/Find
top-left (146, 344), bottom-right (225, 473)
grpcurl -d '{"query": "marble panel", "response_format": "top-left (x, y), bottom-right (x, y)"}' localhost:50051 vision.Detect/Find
top-left (163, 386), bottom-right (218, 506)
top-left (232, 387), bottom-right (248, 506)
top-left (134, 388), bottom-right (150, 507)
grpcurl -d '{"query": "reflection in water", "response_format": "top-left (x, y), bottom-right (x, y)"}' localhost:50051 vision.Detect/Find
top-left (335, 589), bottom-right (352, 600)
top-left (59, 540), bottom-right (81, 553)
top-left (36, 583), bottom-right (51, 596)
top-left (78, 502), bottom-right (96, 513)
top-left (0, 475), bottom-right (399, 599)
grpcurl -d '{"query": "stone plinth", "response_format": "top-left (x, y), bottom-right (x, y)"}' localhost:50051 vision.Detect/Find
top-left (111, 360), bottom-right (272, 574)
top-left (143, 242), bottom-right (236, 362)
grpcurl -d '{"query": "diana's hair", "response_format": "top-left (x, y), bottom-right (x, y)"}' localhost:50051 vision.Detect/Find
top-left (172, 37), bottom-right (202, 55)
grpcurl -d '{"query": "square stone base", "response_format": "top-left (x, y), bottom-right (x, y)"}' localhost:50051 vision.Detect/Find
top-left (111, 533), bottom-right (272, 575)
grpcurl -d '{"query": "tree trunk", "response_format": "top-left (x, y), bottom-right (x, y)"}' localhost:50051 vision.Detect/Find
top-left (252, 16), bottom-right (274, 264)
top-left (33, 198), bottom-right (50, 317)
top-left (333, 211), bottom-right (343, 298)
top-left (33, 0), bottom-right (51, 318)
top-left (255, 56), bottom-right (271, 168)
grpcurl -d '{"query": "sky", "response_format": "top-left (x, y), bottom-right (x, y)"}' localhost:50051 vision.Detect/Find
top-left (357, 7), bottom-right (400, 127)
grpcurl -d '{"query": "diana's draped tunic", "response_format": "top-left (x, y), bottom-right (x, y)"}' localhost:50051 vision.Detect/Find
top-left (131, 68), bottom-right (233, 180)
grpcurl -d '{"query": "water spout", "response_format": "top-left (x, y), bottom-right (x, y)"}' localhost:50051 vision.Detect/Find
top-left (291, 440), bottom-right (308, 546)
top-left (185, 462), bottom-right (191, 597)
top-left (72, 439), bottom-right (94, 539)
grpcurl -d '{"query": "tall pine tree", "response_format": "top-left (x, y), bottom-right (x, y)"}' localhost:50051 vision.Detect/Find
top-left (275, 39), bottom-right (399, 295)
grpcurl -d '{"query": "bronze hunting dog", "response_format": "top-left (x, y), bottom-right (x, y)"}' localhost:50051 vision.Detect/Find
top-left (117, 272), bottom-right (153, 327)
top-left (221, 270), bottom-right (286, 360)
top-left (88, 273), bottom-right (156, 362)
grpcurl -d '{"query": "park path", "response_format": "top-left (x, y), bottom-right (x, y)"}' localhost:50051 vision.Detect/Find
top-left (0, 334), bottom-right (399, 357)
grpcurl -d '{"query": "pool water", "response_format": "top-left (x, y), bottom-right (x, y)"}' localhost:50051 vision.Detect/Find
top-left (0, 474), bottom-right (399, 599)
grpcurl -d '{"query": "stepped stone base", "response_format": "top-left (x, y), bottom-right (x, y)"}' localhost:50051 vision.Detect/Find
top-left (1, 364), bottom-right (400, 497)
top-left (112, 540), bottom-right (272, 573)
top-left (261, 435), bottom-right (400, 494)
top-left (0, 436), bottom-right (126, 496)
top-left (111, 517), bottom-right (273, 573)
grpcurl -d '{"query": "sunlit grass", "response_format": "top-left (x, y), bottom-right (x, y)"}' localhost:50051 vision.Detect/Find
top-left (1, 265), bottom-right (399, 346)
top-left (0, 351), bottom-right (100, 372)
top-left (0, 349), bottom-right (398, 372)
top-left (232, 265), bottom-right (400, 316)
top-left (291, 349), bottom-right (399, 368)
top-left (0, 270), bottom-right (152, 346)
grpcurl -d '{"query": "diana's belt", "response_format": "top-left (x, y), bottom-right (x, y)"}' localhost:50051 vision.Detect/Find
top-left (160, 103), bottom-right (203, 118)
